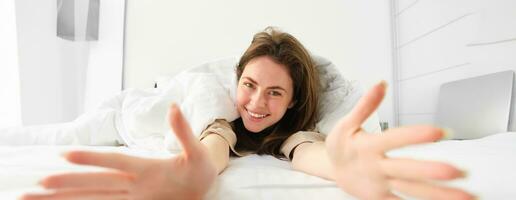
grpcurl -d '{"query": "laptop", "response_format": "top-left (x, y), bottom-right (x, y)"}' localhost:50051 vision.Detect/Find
top-left (434, 70), bottom-right (514, 139)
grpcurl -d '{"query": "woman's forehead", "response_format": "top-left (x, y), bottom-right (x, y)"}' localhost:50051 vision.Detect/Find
top-left (242, 57), bottom-right (293, 88)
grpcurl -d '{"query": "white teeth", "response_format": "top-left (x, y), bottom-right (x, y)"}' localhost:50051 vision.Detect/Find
top-left (247, 110), bottom-right (267, 119)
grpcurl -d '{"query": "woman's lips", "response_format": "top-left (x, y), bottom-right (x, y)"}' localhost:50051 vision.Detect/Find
top-left (245, 108), bottom-right (269, 122)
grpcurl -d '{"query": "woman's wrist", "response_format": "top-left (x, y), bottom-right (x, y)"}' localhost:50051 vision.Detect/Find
top-left (200, 133), bottom-right (231, 174)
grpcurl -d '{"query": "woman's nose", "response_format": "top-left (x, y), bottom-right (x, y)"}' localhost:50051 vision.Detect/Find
top-left (249, 91), bottom-right (267, 108)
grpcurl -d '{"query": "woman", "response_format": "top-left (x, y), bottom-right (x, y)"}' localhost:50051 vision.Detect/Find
top-left (21, 28), bottom-right (474, 200)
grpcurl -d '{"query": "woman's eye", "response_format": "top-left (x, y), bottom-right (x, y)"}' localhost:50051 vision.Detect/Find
top-left (269, 91), bottom-right (282, 96)
top-left (243, 83), bottom-right (253, 88)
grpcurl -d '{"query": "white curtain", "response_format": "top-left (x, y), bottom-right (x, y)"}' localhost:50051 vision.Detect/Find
top-left (0, 0), bottom-right (22, 128)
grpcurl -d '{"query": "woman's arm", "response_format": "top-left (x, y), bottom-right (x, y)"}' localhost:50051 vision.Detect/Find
top-left (291, 141), bottom-right (335, 180)
top-left (21, 104), bottom-right (219, 200)
top-left (200, 133), bottom-right (230, 174)
top-left (291, 81), bottom-right (474, 200)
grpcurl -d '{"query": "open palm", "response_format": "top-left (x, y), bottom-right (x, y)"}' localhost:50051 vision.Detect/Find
top-left (325, 81), bottom-right (475, 200)
top-left (21, 104), bottom-right (217, 200)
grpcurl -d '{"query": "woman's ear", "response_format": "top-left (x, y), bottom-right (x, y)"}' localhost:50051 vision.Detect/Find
top-left (288, 100), bottom-right (297, 109)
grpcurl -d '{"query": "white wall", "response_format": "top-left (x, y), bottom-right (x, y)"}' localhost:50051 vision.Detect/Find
top-left (393, 0), bottom-right (516, 128)
top-left (124, 0), bottom-right (395, 126)
top-left (0, 0), bottom-right (22, 128)
top-left (15, 0), bottom-right (124, 125)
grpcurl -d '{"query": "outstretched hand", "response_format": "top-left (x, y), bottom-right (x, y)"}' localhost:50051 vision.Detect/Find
top-left (325, 81), bottom-right (475, 200)
top-left (21, 104), bottom-right (217, 200)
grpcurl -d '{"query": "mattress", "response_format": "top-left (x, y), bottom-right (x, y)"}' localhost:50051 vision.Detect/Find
top-left (1, 132), bottom-right (515, 200)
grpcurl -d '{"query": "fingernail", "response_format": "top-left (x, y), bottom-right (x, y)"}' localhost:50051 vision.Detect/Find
top-left (460, 169), bottom-right (468, 178)
top-left (60, 151), bottom-right (69, 158)
top-left (379, 80), bottom-right (388, 87)
top-left (467, 193), bottom-right (479, 200)
top-left (37, 179), bottom-right (45, 186)
top-left (441, 128), bottom-right (454, 140)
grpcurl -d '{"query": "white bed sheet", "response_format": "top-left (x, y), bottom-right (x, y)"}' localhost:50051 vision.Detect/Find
top-left (1, 132), bottom-right (515, 200)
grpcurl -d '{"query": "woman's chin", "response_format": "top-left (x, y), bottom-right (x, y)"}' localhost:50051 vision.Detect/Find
top-left (242, 121), bottom-right (265, 133)
top-left (245, 126), bottom-right (264, 133)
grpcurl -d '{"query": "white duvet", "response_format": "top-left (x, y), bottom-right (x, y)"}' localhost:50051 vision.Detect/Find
top-left (1, 132), bottom-right (515, 200)
top-left (0, 55), bottom-right (380, 152)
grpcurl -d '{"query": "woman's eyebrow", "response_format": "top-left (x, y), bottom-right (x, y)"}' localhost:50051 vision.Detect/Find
top-left (242, 76), bottom-right (287, 92)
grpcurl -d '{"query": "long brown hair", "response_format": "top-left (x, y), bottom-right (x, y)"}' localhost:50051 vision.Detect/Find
top-left (233, 27), bottom-right (319, 159)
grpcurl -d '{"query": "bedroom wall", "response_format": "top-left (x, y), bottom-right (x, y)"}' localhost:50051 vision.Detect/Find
top-left (14, 0), bottom-right (124, 125)
top-left (123, 0), bottom-right (396, 127)
top-left (0, 0), bottom-right (22, 128)
top-left (393, 0), bottom-right (516, 129)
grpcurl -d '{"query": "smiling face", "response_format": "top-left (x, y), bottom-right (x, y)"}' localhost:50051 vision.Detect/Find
top-left (236, 56), bottom-right (295, 133)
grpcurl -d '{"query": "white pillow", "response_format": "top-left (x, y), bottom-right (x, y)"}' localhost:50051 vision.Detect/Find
top-left (154, 55), bottom-right (381, 136)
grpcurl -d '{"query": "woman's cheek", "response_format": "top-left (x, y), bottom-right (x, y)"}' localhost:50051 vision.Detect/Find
top-left (269, 101), bottom-right (286, 115)
top-left (236, 89), bottom-right (251, 108)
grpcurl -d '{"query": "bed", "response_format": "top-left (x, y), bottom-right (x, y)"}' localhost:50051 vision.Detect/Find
top-left (2, 57), bottom-right (516, 199)
top-left (3, 54), bottom-right (516, 200)
top-left (1, 132), bottom-right (515, 199)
